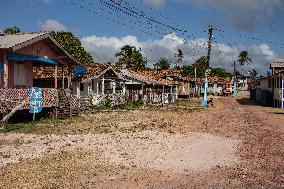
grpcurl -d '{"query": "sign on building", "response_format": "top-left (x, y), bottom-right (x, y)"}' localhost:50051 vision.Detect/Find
top-left (29, 87), bottom-right (43, 114)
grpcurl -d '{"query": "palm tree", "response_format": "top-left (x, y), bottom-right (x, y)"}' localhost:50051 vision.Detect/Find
top-left (233, 51), bottom-right (252, 94)
top-left (238, 51), bottom-right (252, 65)
top-left (175, 49), bottom-right (184, 69)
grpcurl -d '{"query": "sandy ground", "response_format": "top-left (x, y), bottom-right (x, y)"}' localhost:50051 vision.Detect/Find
top-left (0, 92), bottom-right (284, 188)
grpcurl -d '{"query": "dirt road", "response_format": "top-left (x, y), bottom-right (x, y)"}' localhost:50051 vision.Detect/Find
top-left (0, 93), bottom-right (283, 188)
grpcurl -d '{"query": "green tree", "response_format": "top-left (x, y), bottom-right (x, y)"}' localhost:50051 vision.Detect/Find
top-left (179, 56), bottom-right (232, 78)
top-left (50, 32), bottom-right (94, 65)
top-left (115, 45), bottom-right (147, 71)
top-left (248, 69), bottom-right (259, 89)
top-left (238, 50), bottom-right (252, 65)
top-left (193, 56), bottom-right (207, 77)
top-left (3, 26), bottom-right (21, 34)
top-left (210, 67), bottom-right (233, 78)
top-left (154, 58), bottom-right (171, 70)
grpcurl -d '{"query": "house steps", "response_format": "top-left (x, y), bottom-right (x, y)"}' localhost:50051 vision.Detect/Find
top-left (56, 89), bottom-right (79, 119)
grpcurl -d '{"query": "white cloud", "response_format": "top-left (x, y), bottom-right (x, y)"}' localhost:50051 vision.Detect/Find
top-left (81, 34), bottom-right (282, 75)
top-left (38, 19), bottom-right (68, 32)
top-left (259, 44), bottom-right (274, 57)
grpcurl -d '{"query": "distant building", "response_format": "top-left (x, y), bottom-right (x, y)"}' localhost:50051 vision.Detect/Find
top-left (237, 75), bottom-right (249, 91)
top-left (270, 61), bottom-right (284, 75)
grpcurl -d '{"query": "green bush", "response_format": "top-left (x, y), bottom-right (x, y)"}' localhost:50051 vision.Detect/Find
top-left (114, 100), bottom-right (144, 110)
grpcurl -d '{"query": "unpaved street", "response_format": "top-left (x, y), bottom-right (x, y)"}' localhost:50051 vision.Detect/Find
top-left (0, 93), bottom-right (284, 188)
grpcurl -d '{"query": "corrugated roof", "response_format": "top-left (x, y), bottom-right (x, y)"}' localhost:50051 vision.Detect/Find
top-left (270, 62), bottom-right (284, 68)
top-left (114, 67), bottom-right (178, 85)
top-left (81, 63), bottom-right (124, 82)
top-left (83, 63), bottom-right (110, 80)
top-left (0, 32), bottom-right (48, 49)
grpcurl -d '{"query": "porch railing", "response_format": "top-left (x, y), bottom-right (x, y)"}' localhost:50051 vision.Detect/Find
top-left (0, 88), bottom-right (57, 113)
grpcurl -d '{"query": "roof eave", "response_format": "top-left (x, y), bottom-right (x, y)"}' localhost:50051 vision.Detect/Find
top-left (10, 33), bottom-right (85, 67)
top-left (11, 33), bottom-right (49, 51)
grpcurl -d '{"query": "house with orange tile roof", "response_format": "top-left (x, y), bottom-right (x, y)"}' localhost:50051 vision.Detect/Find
top-left (75, 64), bottom-right (178, 105)
top-left (75, 63), bottom-right (123, 98)
top-left (152, 69), bottom-right (233, 97)
top-left (114, 67), bottom-right (179, 104)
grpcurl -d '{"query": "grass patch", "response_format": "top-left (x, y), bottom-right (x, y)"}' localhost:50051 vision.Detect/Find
top-left (2, 122), bottom-right (38, 133)
top-left (95, 100), bottom-right (144, 112)
top-left (113, 100), bottom-right (144, 110)
top-left (1, 118), bottom-right (61, 133)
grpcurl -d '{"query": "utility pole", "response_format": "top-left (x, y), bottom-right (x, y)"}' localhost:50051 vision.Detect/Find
top-left (233, 61), bottom-right (237, 96)
top-left (194, 64), bottom-right (197, 96)
top-left (202, 25), bottom-right (213, 107)
top-left (206, 26), bottom-right (213, 68)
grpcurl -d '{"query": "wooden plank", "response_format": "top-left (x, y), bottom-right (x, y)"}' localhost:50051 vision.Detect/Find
top-left (62, 65), bottom-right (65, 89)
top-left (68, 64), bottom-right (71, 89)
top-left (1, 100), bottom-right (26, 122)
top-left (54, 65), bottom-right (58, 89)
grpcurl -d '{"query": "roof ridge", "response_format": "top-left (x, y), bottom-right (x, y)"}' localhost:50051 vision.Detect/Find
top-left (1, 32), bottom-right (48, 36)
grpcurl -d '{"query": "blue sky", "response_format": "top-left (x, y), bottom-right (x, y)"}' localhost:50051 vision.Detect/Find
top-left (0, 0), bottom-right (284, 74)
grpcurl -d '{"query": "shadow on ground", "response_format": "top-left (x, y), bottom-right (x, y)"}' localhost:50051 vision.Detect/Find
top-left (236, 98), bottom-right (262, 107)
top-left (236, 98), bottom-right (284, 115)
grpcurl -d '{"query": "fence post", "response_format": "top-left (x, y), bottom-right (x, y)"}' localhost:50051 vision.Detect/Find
top-left (4, 89), bottom-right (8, 126)
top-left (69, 89), bottom-right (72, 118)
top-left (55, 89), bottom-right (58, 119)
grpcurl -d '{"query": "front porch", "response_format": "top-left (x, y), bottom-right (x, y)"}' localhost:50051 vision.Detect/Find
top-left (0, 33), bottom-right (84, 119)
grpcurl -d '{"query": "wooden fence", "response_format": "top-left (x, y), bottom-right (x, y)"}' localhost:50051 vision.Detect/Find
top-left (0, 88), bottom-right (57, 113)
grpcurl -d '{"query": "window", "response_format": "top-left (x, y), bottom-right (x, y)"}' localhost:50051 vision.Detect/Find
top-left (80, 82), bottom-right (84, 91)
top-left (13, 62), bottom-right (26, 86)
top-left (92, 79), bottom-right (95, 90)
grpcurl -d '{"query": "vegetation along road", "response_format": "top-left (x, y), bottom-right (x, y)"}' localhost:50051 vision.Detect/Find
top-left (0, 92), bottom-right (283, 188)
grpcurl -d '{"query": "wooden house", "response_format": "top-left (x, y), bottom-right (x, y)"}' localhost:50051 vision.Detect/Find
top-left (115, 68), bottom-right (178, 104)
top-left (258, 71), bottom-right (283, 108)
top-left (0, 32), bottom-right (84, 118)
top-left (75, 63), bottom-right (122, 97)
top-left (197, 76), bottom-right (232, 96)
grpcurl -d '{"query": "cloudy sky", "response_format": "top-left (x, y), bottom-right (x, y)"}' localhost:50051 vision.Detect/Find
top-left (0, 0), bottom-right (284, 75)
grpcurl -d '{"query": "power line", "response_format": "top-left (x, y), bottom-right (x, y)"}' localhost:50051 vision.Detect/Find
top-left (214, 27), bottom-right (284, 48)
top-left (69, 0), bottom-right (211, 64)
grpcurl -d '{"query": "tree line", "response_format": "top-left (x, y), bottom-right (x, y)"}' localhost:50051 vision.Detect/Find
top-left (2, 26), bottom-right (255, 80)
top-left (114, 44), bottom-right (253, 79)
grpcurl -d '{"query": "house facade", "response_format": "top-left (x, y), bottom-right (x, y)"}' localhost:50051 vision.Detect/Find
top-left (270, 61), bottom-right (284, 75)
top-left (237, 75), bottom-right (249, 91)
top-left (0, 32), bottom-right (83, 116)
top-left (255, 62), bottom-right (284, 108)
